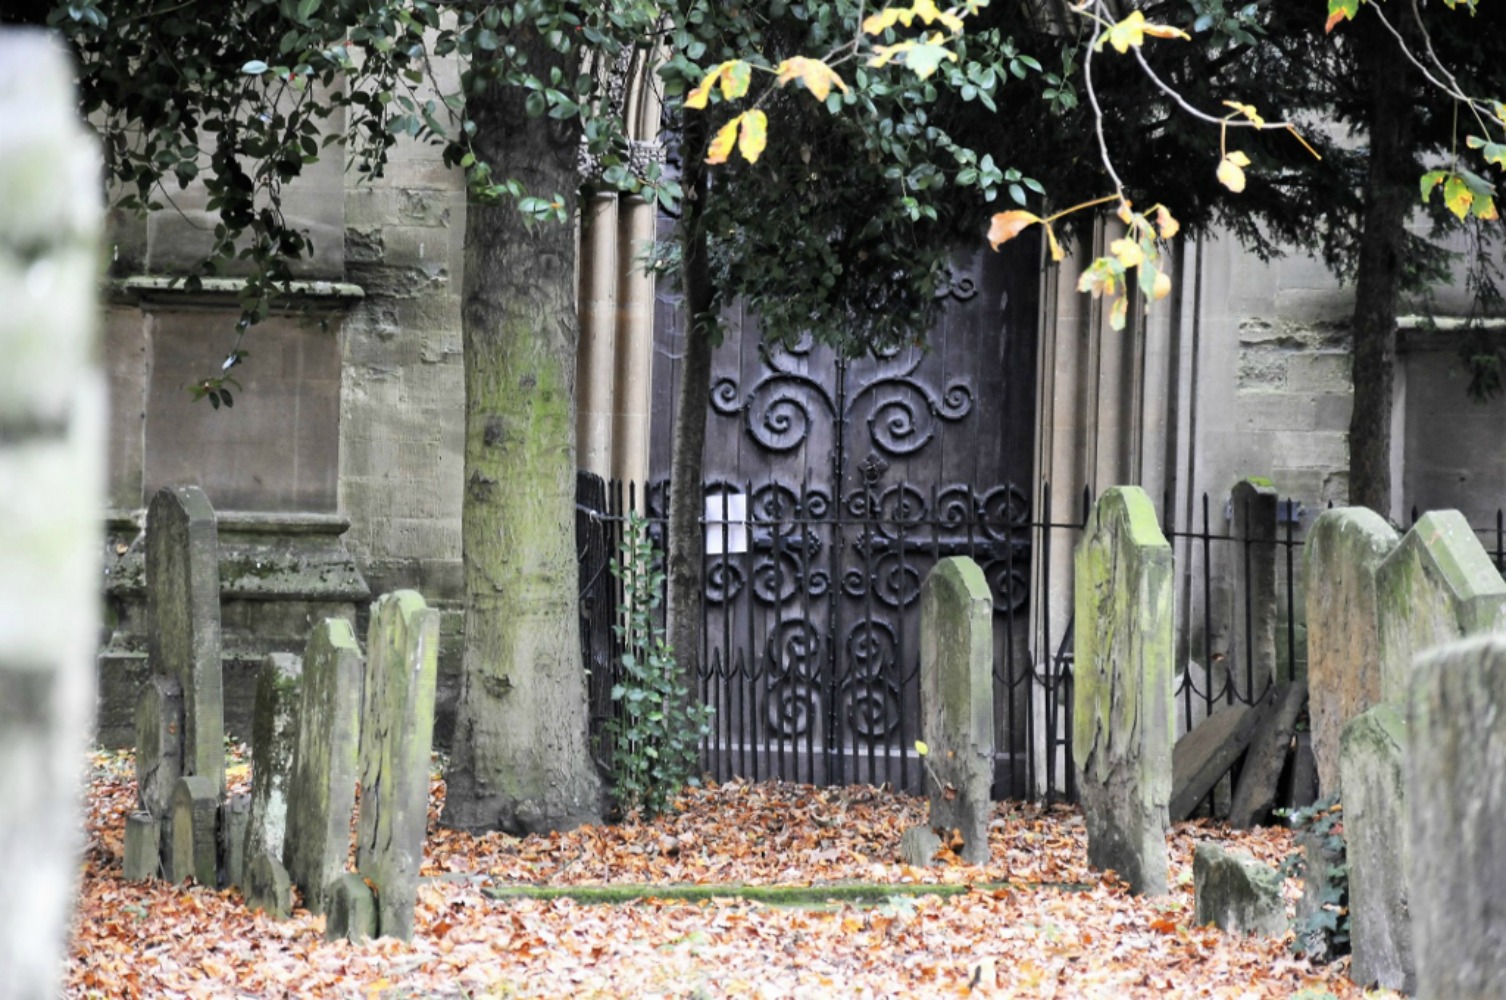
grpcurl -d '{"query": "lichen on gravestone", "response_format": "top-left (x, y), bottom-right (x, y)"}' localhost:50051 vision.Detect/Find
top-left (283, 619), bottom-right (362, 916)
top-left (1072, 487), bottom-right (1174, 896)
top-left (356, 590), bottom-right (439, 941)
top-left (243, 652), bottom-right (302, 874)
top-left (1192, 842), bottom-right (1285, 938)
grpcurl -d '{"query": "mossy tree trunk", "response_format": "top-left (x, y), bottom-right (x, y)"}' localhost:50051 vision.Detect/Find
top-left (441, 31), bottom-right (602, 835)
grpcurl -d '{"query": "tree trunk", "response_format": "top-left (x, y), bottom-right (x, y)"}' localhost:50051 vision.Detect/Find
top-left (666, 132), bottom-right (715, 703)
top-left (441, 40), bottom-right (602, 835)
top-left (1347, 14), bottom-right (1417, 517)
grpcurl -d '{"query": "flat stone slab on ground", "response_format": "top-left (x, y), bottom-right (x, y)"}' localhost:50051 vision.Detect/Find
top-left (1193, 842), bottom-right (1286, 938)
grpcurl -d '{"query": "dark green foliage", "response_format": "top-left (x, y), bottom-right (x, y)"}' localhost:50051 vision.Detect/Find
top-left (1279, 793), bottom-right (1350, 960)
top-left (606, 513), bottom-right (713, 821)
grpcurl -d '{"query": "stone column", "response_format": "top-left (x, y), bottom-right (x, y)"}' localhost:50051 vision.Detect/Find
top-left (918, 557), bottom-right (995, 864)
top-left (0, 30), bottom-right (105, 1000)
top-left (612, 194), bottom-right (656, 488)
top-left (577, 192), bottom-right (619, 478)
top-left (1073, 486), bottom-right (1174, 895)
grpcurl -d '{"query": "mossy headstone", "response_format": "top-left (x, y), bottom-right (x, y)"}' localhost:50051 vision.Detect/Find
top-left (146, 485), bottom-right (225, 797)
top-left (1304, 508), bottom-right (1399, 797)
top-left (1340, 703), bottom-right (1413, 993)
top-left (916, 557), bottom-right (994, 865)
top-left (1377, 510), bottom-right (1506, 707)
top-left (1073, 487), bottom-right (1173, 896)
top-left (356, 591), bottom-right (439, 940)
top-left (283, 619), bottom-right (362, 916)
top-left (170, 775), bottom-right (221, 886)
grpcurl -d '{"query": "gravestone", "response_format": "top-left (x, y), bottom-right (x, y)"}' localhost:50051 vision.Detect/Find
top-left (283, 619), bottom-right (362, 916)
top-left (244, 852), bottom-right (293, 920)
top-left (1230, 477), bottom-right (1280, 689)
top-left (1408, 635), bottom-right (1506, 1000)
top-left (218, 794), bottom-right (250, 888)
top-left (123, 812), bottom-right (159, 882)
top-left (0, 31), bottom-right (106, 1000)
top-left (134, 675), bottom-right (183, 819)
top-left (1305, 508), bottom-right (1399, 796)
top-left (355, 591), bottom-right (440, 940)
top-left (913, 557), bottom-right (994, 865)
top-left (1170, 702), bottom-right (1259, 821)
top-left (243, 653), bottom-right (302, 872)
top-left (170, 775), bottom-right (221, 885)
top-left (1377, 510), bottom-right (1506, 707)
top-left (1340, 703), bottom-right (1413, 993)
top-left (146, 484), bottom-right (226, 797)
top-left (1192, 843), bottom-right (1285, 938)
top-left (1073, 487), bottom-right (1174, 895)
top-left (325, 873), bottom-right (377, 943)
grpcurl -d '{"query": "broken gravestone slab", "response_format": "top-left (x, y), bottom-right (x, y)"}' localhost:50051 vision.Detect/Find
top-left (1340, 703), bottom-right (1413, 993)
top-left (1227, 679), bottom-right (1308, 828)
top-left (244, 851), bottom-right (293, 920)
top-left (325, 872), bottom-right (377, 943)
top-left (1170, 703), bottom-right (1260, 822)
top-left (1073, 487), bottom-right (1174, 896)
top-left (356, 591), bottom-right (440, 940)
top-left (917, 556), bottom-right (994, 865)
top-left (1193, 842), bottom-right (1285, 938)
top-left (1304, 508), bottom-right (1399, 797)
top-left (146, 485), bottom-right (225, 797)
top-left (218, 793), bottom-right (250, 889)
top-left (283, 619), bottom-right (362, 916)
top-left (1408, 634), bottom-right (1506, 1000)
top-left (123, 812), bottom-right (159, 882)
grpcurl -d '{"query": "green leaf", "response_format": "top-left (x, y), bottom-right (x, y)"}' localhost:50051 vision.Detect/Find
top-left (242, 60), bottom-right (269, 75)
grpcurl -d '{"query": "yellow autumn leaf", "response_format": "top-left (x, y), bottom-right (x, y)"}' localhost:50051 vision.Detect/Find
top-left (1478, 196), bottom-right (1499, 221)
top-left (1116, 200), bottom-right (1134, 225)
top-left (1109, 294), bottom-right (1129, 330)
top-left (706, 116), bottom-right (739, 164)
top-left (1097, 10), bottom-right (1190, 54)
top-left (1152, 269), bottom-right (1173, 300)
top-left (685, 61), bottom-right (750, 110)
top-left (914, 740), bottom-right (930, 756)
top-left (868, 40), bottom-right (912, 69)
top-left (775, 57), bottom-right (849, 102)
top-left (1045, 223), bottom-right (1065, 262)
top-left (1217, 150), bottom-right (1250, 192)
top-left (1444, 175), bottom-right (1474, 219)
top-left (1222, 100), bottom-right (1265, 127)
top-left (987, 209), bottom-right (1042, 249)
top-left (1155, 204), bottom-right (1180, 240)
top-left (1109, 236), bottom-right (1144, 268)
top-left (738, 109), bottom-right (768, 163)
top-left (911, 0), bottom-right (964, 32)
top-left (863, 6), bottom-right (912, 34)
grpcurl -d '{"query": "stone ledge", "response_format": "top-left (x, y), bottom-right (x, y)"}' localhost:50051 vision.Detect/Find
top-left (110, 275), bottom-right (365, 312)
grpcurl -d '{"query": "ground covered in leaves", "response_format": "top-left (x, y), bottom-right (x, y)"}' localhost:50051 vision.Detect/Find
top-left (68, 751), bottom-right (1389, 999)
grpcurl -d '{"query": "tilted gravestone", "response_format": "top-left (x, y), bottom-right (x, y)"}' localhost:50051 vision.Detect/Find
top-left (283, 619), bottom-right (362, 916)
top-left (144, 485), bottom-right (226, 797)
top-left (0, 32), bottom-right (106, 1000)
top-left (1377, 510), bottom-right (1506, 707)
top-left (1304, 507), bottom-right (1399, 796)
top-left (1340, 703), bottom-right (1413, 993)
top-left (1409, 635), bottom-right (1506, 1000)
top-left (1192, 843), bottom-right (1285, 938)
top-left (911, 557), bottom-right (994, 865)
top-left (243, 653), bottom-right (303, 879)
top-left (1073, 487), bottom-right (1174, 895)
top-left (355, 591), bottom-right (440, 940)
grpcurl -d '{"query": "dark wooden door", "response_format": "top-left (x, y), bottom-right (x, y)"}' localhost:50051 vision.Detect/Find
top-left (649, 237), bottom-right (1039, 795)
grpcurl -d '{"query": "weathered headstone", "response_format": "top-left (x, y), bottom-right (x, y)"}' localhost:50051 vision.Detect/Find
top-left (244, 652), bottom-right (303, 873)
top-left (146, 485), bottom-right (226, 796)
top-left (325, 873), bottom-right (378, 943)
top-left (913, 557), bottom-right (994, 865)
top-left (244, 852), bottom-right (293, 920)
top-left (0, 31), bottom-right (106, 1000)
top-left (218, 793), bottom-right (250, 889)
top-left (134, 675), bottom-right (183, 819)
top-left (1073, 487), bottom-right (1174, 895)
top-left (1408, 635), bottom-right (1506, 1000)
top-left (1228, 679), bottom-right (1308, 828)
top-left (1377, 510), bottom-right (1506, 707)
top-left (1230, 477), bottom-right (1280, 689)
top-left (356, 591), bottom-right (440, 940)
top-left (1192, 843), bottom-right (1285, 938)
top-left (1305, 508), bottom-right (1399, 796)
top-left (171, 775), bottom-right (221, 886)
top-left (1339, 703), bottom-right (1413, 993)
top-left (283, 619), bottom-right (362, 916)
top-left (123, 812), bottom-right (160, 882)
